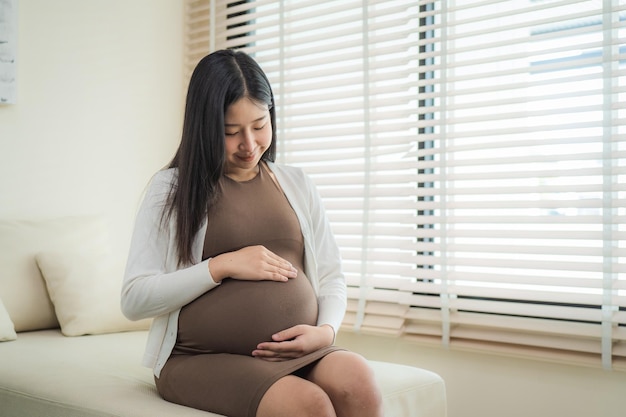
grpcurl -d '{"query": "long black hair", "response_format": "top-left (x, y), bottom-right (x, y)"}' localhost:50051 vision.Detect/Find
top-left (164, 49), bottom-right (276, 266)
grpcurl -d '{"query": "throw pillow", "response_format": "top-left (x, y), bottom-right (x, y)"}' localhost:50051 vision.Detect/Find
top-left (0, 216), bottom-right (111, 332)
top-left (36, 251), bottom-right (151, 336)
top-left (0, 297), bottom-right (17, 341)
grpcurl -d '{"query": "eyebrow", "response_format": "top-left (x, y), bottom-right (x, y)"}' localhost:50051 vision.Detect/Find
top-left (224, 115), bottom-right (268, 127)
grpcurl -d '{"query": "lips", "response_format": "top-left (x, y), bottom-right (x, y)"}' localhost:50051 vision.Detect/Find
top-left (236, 153), bottom-right (256, 163)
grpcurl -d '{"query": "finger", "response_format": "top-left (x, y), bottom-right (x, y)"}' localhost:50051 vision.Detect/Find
top-left (255, 355), bottom-right (290, 362)
top-left (252, 347), bottom-right (299, 360)
top-left (269, 257), bottom-right (298, 278)
top-left (271, 326), bottom-right (301, 342)
top-left (255, 340), bottom-right (297, 352)
top-left (259, 251), bottom-right (297, 280)
top-left (265, 264), bottom-right (297, 281)
top-left (263, 268), bottom-right (295, 282)
top-left (252, 347), bottom-right (283, 359)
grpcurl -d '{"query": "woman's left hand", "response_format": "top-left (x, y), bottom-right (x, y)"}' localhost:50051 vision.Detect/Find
top-left (252, 324), bottom-right (335, 361)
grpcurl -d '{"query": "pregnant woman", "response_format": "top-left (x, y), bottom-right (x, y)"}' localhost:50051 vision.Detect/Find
top-left (121, 50), bottom-right (382, 417)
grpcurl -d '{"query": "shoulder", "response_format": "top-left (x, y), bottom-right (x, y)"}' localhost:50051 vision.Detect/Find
top-left (152, 167), bottom-right (177, 185)
top-left (140, 168), bottom-right (177, 207)
top-left (147, 168), bottom-right (177, 193)
top-left (266, 161), bottom-right (320, 205)
top-left (266, 161), bottom-right (308, 183)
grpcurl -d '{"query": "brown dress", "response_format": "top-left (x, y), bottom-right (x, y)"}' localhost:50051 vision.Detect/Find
top-left (155, 162), bottom-right (341, 417)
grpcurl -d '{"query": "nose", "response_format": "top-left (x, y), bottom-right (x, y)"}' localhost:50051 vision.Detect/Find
top-left (238, 129), bottom-right (255, 151)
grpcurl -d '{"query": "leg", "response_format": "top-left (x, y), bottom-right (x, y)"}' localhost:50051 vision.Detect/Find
top-left (159, 353), bottom-right (336, 417)
top-left (305, 351), bottom-right (384, 417)
top-left (257, 375), bottom-right (337, 417)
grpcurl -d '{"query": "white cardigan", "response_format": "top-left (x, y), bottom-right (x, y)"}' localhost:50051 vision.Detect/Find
top-left (121, 161), bottom-right (347, 377)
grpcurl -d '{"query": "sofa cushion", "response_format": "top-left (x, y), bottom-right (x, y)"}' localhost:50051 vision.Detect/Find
top-left (0, 297), bottom-right (17, 342)
top-left (0, 330), bottom-right (447, 417)
top-left (0, 330), bottom-right (217, 417)
top-left (0, 216), bottom-right (111, 332)
top-left (36, 251), bottom-right (151, 336)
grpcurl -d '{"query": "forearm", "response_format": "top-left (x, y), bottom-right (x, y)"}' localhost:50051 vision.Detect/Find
top-left (122, 259), bottom-right (218, 320)
top-left (317, 293), bottom-right (347, 335)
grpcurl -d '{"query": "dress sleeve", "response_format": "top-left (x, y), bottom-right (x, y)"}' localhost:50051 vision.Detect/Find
top-left (121, 170), bottom-right (219, 321)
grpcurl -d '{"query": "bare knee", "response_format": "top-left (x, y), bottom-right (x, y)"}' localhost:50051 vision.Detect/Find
top-left (350, 368), bottom-right (383, 415)
top-left (302, 385), bottom-right (337, 417)
top-left (308, 352), bottom-right (384, 417)
top-left (257, 375), bottom-right (336, 417)
top-left (339, 361), bottom-right (383, 415)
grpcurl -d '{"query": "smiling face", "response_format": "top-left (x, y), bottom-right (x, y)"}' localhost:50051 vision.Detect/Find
top-left (223, 97), bottom-right (272, 182)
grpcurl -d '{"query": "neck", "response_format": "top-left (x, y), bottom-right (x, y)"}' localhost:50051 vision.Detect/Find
top-left (224, 164), bottom-right (260, 182)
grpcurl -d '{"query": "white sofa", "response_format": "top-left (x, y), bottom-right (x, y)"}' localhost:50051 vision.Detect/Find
top-left (0, 216), bottom-right (447, 417)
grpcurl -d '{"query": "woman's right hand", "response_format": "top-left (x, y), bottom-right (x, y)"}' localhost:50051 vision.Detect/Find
top-left (208, 245), bottom-right (298, 283)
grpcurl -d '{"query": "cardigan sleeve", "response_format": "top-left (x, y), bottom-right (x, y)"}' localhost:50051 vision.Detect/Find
top-left (121, 170), bottom-right (219, 321)
top-left (304, 172), bottom-right (347, 332)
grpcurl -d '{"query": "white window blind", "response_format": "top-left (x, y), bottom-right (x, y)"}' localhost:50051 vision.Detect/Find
top-left (185, 0), bottom-right (626, 370)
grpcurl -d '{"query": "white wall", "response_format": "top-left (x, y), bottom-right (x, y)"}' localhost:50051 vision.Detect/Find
top-left (2, 2), bottom-right (625, 417)
top-left (0, 0), bottom-right (184, 254)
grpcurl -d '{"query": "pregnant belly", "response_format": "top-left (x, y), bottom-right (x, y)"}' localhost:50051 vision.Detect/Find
top-left (176, 271), bottom-right (318, 356)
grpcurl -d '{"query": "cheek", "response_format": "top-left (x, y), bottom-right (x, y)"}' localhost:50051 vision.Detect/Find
top-left (260, 129), bottom-right (273, 148)
top-left (224, 137), bottom-right (238, 154)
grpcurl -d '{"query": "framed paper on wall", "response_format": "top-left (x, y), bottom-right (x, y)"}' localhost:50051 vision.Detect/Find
top-left (0, 0), bottom-right (17, 105)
